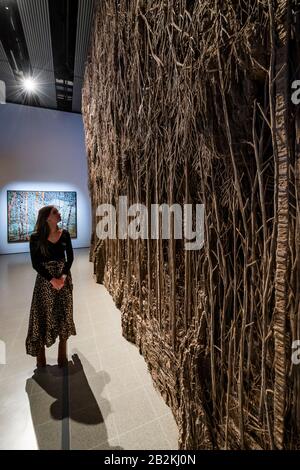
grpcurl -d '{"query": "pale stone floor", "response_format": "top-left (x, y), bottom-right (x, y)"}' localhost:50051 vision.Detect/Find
top-left (0, 248), bottom-right (178, 450)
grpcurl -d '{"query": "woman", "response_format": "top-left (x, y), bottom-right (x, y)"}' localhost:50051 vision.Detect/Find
top-left (26, 205), bottom-right (77, 368)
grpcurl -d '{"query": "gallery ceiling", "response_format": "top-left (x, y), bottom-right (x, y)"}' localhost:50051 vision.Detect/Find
top-left (0, 0), bottom-right (95, 113)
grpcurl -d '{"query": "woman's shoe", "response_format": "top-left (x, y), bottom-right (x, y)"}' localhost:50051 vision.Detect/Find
top-left (36, 347), bottom-right (46, 368)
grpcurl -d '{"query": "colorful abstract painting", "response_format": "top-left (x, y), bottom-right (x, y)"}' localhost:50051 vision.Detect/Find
top-left (7, 190), bottom-right (77, 242)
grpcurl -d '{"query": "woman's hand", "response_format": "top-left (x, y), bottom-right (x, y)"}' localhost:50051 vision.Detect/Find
top-left (50, 277), bottom-right (65, 290)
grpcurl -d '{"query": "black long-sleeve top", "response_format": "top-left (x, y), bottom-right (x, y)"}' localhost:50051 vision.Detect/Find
top-left (30, 229), bottom-right (74, 281)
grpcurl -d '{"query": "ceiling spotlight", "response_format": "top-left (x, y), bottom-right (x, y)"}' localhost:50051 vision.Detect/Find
top-left (22, 77), bottom-right (37, 93)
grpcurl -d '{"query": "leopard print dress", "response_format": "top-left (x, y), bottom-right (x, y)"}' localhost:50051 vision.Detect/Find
top-left (26, 259), bottom-right (77, 356)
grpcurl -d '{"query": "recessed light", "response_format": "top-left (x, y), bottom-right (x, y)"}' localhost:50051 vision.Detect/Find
top-left (22, 77), bottom-right (37, 93)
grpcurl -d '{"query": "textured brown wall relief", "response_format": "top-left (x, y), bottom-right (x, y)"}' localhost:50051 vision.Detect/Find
top-left (82, 0), bottom-right (300, 449)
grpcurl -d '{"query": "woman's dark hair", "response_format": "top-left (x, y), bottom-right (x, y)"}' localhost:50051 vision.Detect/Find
top-left (34, 205), bottom-right (57, 256)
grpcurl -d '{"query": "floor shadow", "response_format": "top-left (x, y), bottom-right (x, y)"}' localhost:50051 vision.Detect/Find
top-left (25, 353), bottom-right (123, 450)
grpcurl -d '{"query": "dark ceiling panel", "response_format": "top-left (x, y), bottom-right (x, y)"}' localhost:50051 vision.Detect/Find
top-left (0, 0), bottom-right (31, 76)
top-left (48, 0), bottom-right (79, 112)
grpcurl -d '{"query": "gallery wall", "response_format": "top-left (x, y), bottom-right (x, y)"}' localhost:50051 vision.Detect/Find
top-left (0, 103), bottom-right (91, 254)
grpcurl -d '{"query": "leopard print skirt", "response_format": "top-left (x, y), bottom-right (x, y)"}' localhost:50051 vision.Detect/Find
top-left (26, 259), bottom-right (77, 356)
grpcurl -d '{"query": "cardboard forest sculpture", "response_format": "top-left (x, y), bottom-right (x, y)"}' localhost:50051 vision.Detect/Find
top-left (82, 0), bottom-right (300, 449)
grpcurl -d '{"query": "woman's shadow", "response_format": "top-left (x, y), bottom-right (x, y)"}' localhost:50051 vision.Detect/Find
top-left (25, 352), bottom-right (123, 450)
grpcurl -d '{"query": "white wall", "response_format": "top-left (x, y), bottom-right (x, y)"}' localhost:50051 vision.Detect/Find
top-left (0, 103), bottom-right (91, 254)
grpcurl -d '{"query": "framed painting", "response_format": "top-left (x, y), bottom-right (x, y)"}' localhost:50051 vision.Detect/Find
top-left (7, 190), bottom-right (77, 243)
